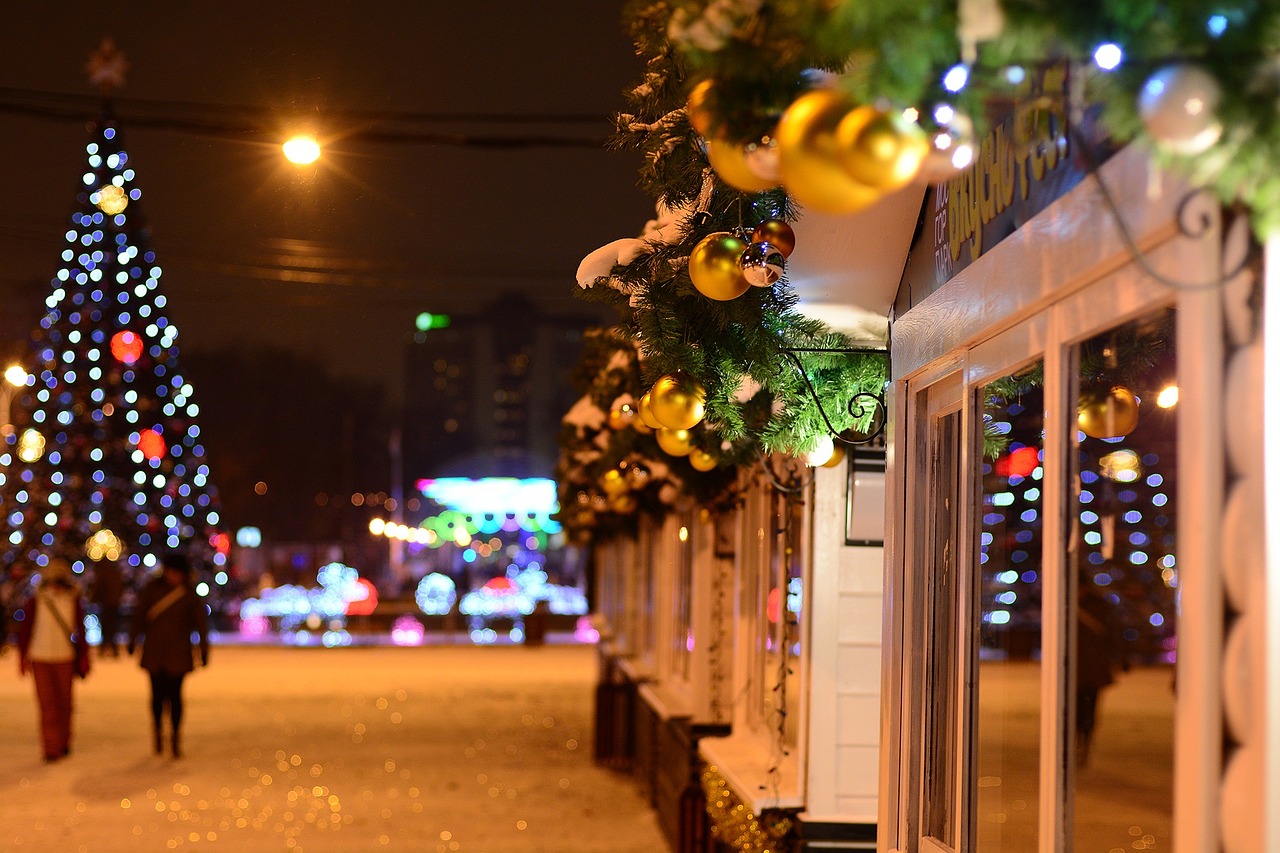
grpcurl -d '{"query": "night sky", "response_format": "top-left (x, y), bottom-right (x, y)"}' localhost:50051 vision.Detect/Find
top-left (0, 1), bottom-right (649, 391)
top-left (0, 2), bottom-right (651, 535)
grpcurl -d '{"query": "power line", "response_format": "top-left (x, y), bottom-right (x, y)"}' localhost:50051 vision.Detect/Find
top-left (0, 86), bottom-right (613, 148)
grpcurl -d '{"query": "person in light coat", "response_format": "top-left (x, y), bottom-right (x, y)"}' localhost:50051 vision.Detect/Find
top-left (16, 558), bottom-right (91, 762)
top-left (129, 553), bottom-right (209, 758)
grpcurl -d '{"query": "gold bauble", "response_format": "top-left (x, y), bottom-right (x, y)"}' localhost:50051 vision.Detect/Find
top-left (632, 417), bottom-right (653, 435)
top-left (689, 448), bottom-right (719, 472)
top-left (821, 444), bottom-right (846, 468)
top-left (776, 90), bottom-right (882, 214)
top-left (638, 392), bottom-right (664, 429)
top-left (706, 138), bottom-right (778, 192)
top-left (1077, 386), bottom-right (1141, 439)
top-left (686, 79), bottom-right (718, 137)
top-left (656, 427), bottom-right (695, 457)
top-left (836, 106), bottom-right (928, 190)
top-left (688, 232), bottom-right (751, 301)
top-left (600, 469), bottom-right (629, 497)
top-left (609, 494), bottom-right (637, 514)
top-left (607, 403), bottom-right (636, 431)
top-left (751, 219), bottom-right (796, 257)
top-left (649, 372), bottom-right (706, 430)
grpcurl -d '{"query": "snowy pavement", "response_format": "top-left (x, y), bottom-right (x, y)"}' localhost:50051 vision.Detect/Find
top-left (1, 644), bottom-right (669, 853)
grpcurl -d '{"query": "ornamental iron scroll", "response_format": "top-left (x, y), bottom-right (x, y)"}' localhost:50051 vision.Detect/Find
top-left (780, 346), bottom-right (888, 445)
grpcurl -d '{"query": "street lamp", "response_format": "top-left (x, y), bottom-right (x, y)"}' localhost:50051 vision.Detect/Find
top-left (282, 135), bottom-right (321, 165)
top-left (2, 364), bottom-right (27, 438)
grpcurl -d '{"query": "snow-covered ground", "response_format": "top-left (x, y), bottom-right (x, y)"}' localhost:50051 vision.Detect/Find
top-left (1, 644), bottom-right (668, 853)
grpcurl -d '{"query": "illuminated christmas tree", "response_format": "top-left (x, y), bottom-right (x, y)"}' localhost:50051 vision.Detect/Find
top-left (0, 53), bottom-right (226, 586)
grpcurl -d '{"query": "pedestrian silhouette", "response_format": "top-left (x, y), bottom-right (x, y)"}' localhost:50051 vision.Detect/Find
top-left (16, 558), bottom-right (91, 762)
top-left (1075, 578), bottom-right (1126, 767)
top-left (128, 554), bottom-right (209, 758)
top-left (89, 557), bottom-right (125, 657)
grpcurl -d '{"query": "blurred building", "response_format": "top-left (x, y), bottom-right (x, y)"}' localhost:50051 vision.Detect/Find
top-left (401, 294), bottom-right (600, 482)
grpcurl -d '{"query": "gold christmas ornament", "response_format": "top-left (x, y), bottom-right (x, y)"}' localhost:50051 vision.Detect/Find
top-left (649, 372), bottom-right (707, 430)
top-left (706, 137), bottom-right (778, 193)
top-left (607, 403), bottom-right (636, 431)
top-left (689, 448), bottom-right (719, 471)
top-left (776, 89), bottom-right (882, 214)
top-left (95, 184), bottom-right (129, 215)
top-left (656, 427), bottom-right (695, 457)
top-left (609, 493), bottom-right (637, 514)
top-left (638, 392), bottom-right (665, 429)
top-left (686, 79), bottom-right (718, 137)
top-left (751, 219), bottom-right (796, 257)
top-left (632, 417), bottom-right (653, 435)
top-left (688, 232), bottom-right (751, 301)
top-left (821, 443), bottom-right (846, 468)
top-left (1077, 386), bottom-right (1141, 439)
top-left (600, 469), bottom-right (630, 498)
top-left (837, 106), bottom-right (928, 190)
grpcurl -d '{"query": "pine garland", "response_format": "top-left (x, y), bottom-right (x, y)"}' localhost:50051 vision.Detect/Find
top-left (664, 0), bottom-right (1280, 234)
top-left (577, 3), bottom-right (889, 461)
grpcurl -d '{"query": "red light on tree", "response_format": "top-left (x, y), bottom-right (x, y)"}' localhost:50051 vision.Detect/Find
top-left (994, 445), bottom-right (1039, 478)
top-left (137, 428), bottom-right (166, 460)
top-left (210, 532), bottom-right (231, 555)
top-left (110, 330), bottom-right (143, 364)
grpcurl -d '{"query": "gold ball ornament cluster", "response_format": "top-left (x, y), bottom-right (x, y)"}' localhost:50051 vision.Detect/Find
top-left (637, 392), bottom-right (664, 430)
top-left (1078, 386), bottom-right (1140, 439)
top-left (836, 106), bottom-right (928, 191)
top-left (706, 138), bottom-right (778, 193)
top-left (776, 89), bottom-right (882, 215)
top-left (689, 232), bottom-right (752, 301)
top-left (689, 448), bottom-right (719, 472)
top-left (649, 372), bottom-right (707, 430)
top-left (656, 427), bottom-right (695, 457)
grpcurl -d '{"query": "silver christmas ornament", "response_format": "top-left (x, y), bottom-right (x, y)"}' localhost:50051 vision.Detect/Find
top-left (738, 240), bottom-right (786, 287)
top-left (1138, 64), bottom-right (1223, 155)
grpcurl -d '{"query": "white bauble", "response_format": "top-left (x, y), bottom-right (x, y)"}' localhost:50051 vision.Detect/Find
top-left (1138, 64), bottom-right (1223, 155)
top-left (801, 434), bottom-right (835, 467)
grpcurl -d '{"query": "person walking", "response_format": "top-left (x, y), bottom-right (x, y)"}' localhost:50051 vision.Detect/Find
top-left (128, 554), bottom-right (209, 758)
top-left (16, 558), bottom-right (91, 762)
top-left (1075, 579), bottom-right (1127, 767)
top-left (89, 557), bottom-right (125, 657)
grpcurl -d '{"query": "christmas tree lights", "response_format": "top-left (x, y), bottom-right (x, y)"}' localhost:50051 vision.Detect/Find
top-left (0, 111), bottom-right (225, 584)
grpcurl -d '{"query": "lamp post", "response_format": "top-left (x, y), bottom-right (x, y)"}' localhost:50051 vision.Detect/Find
top-left (1, 364), bottom-right (28, 438)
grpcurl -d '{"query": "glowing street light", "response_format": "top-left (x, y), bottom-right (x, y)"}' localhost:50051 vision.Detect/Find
top-left (282, 135), bottom-right (321, 165)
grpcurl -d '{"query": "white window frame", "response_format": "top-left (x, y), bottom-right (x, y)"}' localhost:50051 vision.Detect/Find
top-left (881, 146), bottom-right (1225, 853)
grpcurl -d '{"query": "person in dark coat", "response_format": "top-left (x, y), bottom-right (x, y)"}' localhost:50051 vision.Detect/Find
top-left (16, 558), bottom-right (91, 762)
top-left (89, 557), bottom-right (125, 657)
top-left (128, 554), bottom-right (209, 758)
top-left (1075, 579), bottom-right (1126, 767)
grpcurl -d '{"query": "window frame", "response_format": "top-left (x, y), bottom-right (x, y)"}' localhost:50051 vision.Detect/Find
top-left (882, 148), bottom-right (1225, 853)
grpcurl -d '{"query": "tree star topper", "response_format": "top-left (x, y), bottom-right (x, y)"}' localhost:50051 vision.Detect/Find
top-left (87, 37), bottom-right (129, 95)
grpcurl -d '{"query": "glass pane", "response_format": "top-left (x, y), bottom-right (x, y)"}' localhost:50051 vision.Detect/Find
top-left (1069, 309), bottom-right (1175, 850)
top-left (975, 364), bottom-right (1044, 850)
top-left (923, 411), bottom-right (961, 845)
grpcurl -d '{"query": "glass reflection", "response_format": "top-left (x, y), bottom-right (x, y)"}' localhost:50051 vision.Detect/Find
top-left (1070, 309), bottom-right (1175, 850)
top-left (976, 365), bottom-right (1044, 850)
